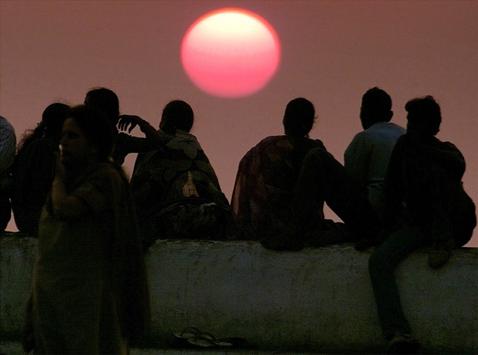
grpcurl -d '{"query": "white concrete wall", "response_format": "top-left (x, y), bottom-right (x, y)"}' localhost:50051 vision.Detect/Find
top-left (1, 236), bottom-right (477, 353)
top-left (0, 236), bottom-right (36, 338)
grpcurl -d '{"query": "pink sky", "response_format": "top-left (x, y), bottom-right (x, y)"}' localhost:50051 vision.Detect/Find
top-left (1, 0), bottom-right (477, 246)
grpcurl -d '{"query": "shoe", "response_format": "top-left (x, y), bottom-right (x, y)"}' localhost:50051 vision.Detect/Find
top-left (387, 333), bottom-right (420, 354)
top-left (428, 238), bottom-right (454, 269)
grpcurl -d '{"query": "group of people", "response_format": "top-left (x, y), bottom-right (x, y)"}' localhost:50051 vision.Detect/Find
top-left (0, 86), bottom-right (475, 354)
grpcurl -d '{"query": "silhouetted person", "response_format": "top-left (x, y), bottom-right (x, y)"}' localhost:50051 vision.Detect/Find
top-left (84, 87), bottom-right (120, 127)
top-left (119, 100), bottom-right (232, 248)
top-left (25, 105), bottom-right (149, 354)
top-left (0, 115), bottom-right (16, 232)
top-left (368, 96), bottom-right (476, 353)
top-left (84, 87), bottom-right (128, 164)
top-left (231, 97), bottom-right (378, 250)
top-left (345, 87), bottom-right (405, 220)
top-left (12, 103), bottom-right (70, 236)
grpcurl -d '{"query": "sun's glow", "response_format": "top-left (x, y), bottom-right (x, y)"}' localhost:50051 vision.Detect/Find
top-left (181, 8), bottom-right (281, 98)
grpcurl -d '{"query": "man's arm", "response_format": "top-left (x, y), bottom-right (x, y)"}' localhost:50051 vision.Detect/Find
top-left (344, 133), bottom-right (370, 189)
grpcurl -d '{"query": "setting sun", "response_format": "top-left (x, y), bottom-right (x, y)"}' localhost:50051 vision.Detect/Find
top-left (181, 8), bottom-right (281, 98)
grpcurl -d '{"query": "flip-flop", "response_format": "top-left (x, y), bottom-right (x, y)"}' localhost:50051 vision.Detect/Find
top-left (173, 327), bottom-right (237, 348)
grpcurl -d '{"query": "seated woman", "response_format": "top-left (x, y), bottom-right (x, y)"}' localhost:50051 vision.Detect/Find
top-left (26, 105), bottom-right (149, 354)
top-left (118, 100), bottom-right (233, 248)
top-left (12, 103), bottom-right (70, 236)
top-left (368, 96), bottom-right (476, 353)
top-left (232, 97), bottom-right (378, 250)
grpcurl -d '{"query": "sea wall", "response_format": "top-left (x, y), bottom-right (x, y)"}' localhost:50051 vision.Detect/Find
top-left (1, 235), bottom-right (476, 353)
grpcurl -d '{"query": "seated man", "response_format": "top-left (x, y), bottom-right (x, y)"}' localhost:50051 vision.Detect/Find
top-left (118, 100), bottom-right (233, 248)
top-left (231, 97), bottom-right (378, 250)
top-left (368, 96), bottom-right (476, 353)
top-left (345, 87), bottom-right (405, 220)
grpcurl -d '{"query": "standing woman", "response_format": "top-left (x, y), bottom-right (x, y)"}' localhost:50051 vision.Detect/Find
top-left (29, 105), bottom-right (149, 354)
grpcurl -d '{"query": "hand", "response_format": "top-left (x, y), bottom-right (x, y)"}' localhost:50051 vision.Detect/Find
top-left (54, 153), bottom-right (66, 182)
top-left (118, 115), bottom-right (144, 133)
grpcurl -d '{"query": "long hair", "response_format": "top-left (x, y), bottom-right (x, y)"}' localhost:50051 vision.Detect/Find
top-left (18, 103), bottom-right (70, 151)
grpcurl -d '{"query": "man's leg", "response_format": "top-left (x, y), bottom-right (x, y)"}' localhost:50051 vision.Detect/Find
top-left (369, 225), bottom-right (425, 340)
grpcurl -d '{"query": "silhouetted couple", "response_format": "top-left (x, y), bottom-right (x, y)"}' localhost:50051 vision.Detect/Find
top-left (231, 91), bottom-right (475, 353)
top-left (232, 97), bottom-right (380, 249)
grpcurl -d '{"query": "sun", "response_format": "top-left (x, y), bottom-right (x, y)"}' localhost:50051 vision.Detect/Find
top-left (181, 8), bottom-right (281, 98)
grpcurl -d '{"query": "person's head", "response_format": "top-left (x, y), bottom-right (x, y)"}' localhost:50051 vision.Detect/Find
top-left (60, 105), bottom-right (113, 168)
top-left (84, 87), bottom-right (120, 126)
top-left (405, 96), bottom-right (441, 137)
top-left (360, 87), bottom-right (393, 129)
top-left (282, 98), bottom-right (316, 138)
top-left (41, 103), bottom-right (71, 140)
top-left (159, 100), bottom-right (194, 134)
top-left (18, 103), bottom-right (70, 151)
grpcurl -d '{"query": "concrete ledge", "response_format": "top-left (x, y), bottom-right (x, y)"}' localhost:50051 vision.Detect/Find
top-left (1, 235), bottom-right (477, 353)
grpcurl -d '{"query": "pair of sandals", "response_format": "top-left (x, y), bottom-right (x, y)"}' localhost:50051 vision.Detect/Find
top-left (173, 327), bottom-right (247, 349)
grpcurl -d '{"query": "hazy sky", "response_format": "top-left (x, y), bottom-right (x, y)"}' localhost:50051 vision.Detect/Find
top-left (1, 0), bottom-right (477, 246)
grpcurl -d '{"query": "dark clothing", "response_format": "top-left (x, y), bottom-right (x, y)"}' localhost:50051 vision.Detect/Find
top-left (232, 135), bottom-right (378, 248)
top-left (130, 130), bottom-right (232, 248)
top-left (291, 147), bottom-right (380, 245)
top-left (369, 225), bottom-right (425, 339)
top-left (383, 134), bottom-right (476, 243)
top-left (370, 133), bottom-right (476, 339)
top-left (30, 162), bottom-right (149, 354)
top-left (11, 138), bottom-right (58, 235)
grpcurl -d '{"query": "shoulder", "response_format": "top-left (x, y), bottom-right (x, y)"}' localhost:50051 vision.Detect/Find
top-left (243, 136), bottom-right (284, 154)
top-left (255, 135), bottom-right (285, 148)
top-left (85, 163), bottom-right (127, 190)
top-left (238, 136), bottom-right (282, 166)
top-left (435, 138), bottom-right (460, 150)
top-left (74, 163), bottom-right (128, 202)
top-left (346, 130), bottom-right (370, 152)
top-left (388, 122), bottom-right (406, 132)
top-left (0, 116), bottom-right (15, 133)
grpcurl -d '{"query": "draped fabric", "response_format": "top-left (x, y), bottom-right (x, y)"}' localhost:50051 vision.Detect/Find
top-left (30, 162), bottom-right (149, 354)
top-left (231, 135), bottom-right (327, 240)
